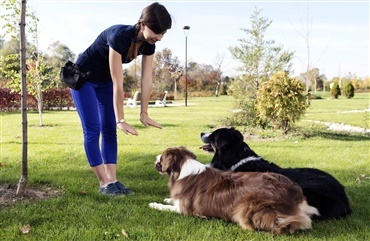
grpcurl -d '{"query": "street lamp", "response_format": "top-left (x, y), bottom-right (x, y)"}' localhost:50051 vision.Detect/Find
top-left (183, 26), bottom-right (190, 107)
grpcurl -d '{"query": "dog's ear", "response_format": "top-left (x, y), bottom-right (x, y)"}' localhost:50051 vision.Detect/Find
top-left (212, 129), bottom-right (230, 149)
top-left (214, 138), bottom-right (228, 149)
top-left (179, 146), bottom-right (197, 160)
top-left (161, 147), bottom-right (185, 175)
top-left (231, 127), bottom-right (244, 141)
top-left (161, 152), bottom-right (175, 174)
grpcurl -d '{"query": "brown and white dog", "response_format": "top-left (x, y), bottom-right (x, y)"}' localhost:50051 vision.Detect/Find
top-left (149, 147), bottom-right (319, 234)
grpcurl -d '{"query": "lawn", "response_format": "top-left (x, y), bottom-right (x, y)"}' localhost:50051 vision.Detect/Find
top-left (303, 92), bottom-right (370, 128)
top-left (0, 93), bottom-right (369, 240)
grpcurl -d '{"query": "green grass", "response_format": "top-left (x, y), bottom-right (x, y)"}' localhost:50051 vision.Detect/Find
top-left (0, 94), bottom-right (369, 240)
top-left (303, 92), bottom-right (370, 128)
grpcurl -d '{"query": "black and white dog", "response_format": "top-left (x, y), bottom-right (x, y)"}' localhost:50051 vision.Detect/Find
top-left (200, 127), bottom-right (352, 220)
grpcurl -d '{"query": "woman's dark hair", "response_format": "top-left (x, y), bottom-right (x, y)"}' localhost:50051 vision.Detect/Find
top-left (138, 2), bottom-right (172, 34)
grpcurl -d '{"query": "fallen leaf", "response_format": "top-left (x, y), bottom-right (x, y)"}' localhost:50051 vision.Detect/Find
top-left (0, 163), bottom-right (6, 167)
top-left (121, 229), bottom-right (129, 238)
top-left (81, 190), bottom-right (88, 195)
top-left (20, 224), bottom-right (31, 234)
top-left (360, 173), bottom-right (366, 178)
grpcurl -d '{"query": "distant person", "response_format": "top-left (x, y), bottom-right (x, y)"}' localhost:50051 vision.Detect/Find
top-left (70, 2), bottom-right (172, 196)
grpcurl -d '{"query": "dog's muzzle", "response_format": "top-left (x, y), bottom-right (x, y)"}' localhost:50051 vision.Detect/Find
top-left (200, 132), bottom-right (211, 144)
top-left (200, 132), bottom-right (214, 152)
top-left (155, 154), bottom-right (163, 172)
top-left (155, 162), bottom-right (162, 172)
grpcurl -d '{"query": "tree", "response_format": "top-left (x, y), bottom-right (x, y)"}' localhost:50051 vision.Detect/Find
top-left (127, 48), bottom-right (182, 94)
top-left (299, 68), bottom-right (327, 92)
top-left (152, 48), bottom-right (181, 93)
top-left (297, 3), bottom-right (314, 93)
top-left (1, 1), bottom-right (58, 125)
top-left (256, 71), bottom-right (307, 133)
top-left (1, 0), bottom-right (38, 40)
top-left (213, 53), bottom-right (225, 97)
top-left (352, 75), bottom-right (360, 90)
top-left (17, 0), bottom-right (28, 197)
top-left (26, 52), bottom-right (55, 124)
top-left (330, 83), bottom-right (341, 99)
top-left (44, 40), bottom-right (76, 88)
top-left (0, 39), bottom-right (21, 85)
top-left (45, 41), bottom-right (75, 69)
top-left (316, 73), bottom-right (327, 91)
top-left (343, 82), bottom-right (355, 99)
top-left (122, 69), bottom-right (135, 92)
top-left (227, 7), bottom-right (294, 127)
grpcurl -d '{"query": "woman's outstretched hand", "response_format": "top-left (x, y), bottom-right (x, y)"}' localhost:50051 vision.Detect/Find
top-left (140, 112), bottom-right (162, 129)
top-left (117, 121), bottom-right (138, 135)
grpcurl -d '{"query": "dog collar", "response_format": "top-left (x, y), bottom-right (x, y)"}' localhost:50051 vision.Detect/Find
top-left (230, 156), bottom-right (262, 171)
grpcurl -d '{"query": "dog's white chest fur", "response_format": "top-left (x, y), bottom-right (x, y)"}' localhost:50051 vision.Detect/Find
top-left (178, 159), bottom-right (206, 180)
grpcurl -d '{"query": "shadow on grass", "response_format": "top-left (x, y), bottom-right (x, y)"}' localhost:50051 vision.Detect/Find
top-left (131, 123), bottom-right (180, 129)
top-left (315, 131), bottom-right (370, 142)
top-left (293, 124), bottom-right (370, 142)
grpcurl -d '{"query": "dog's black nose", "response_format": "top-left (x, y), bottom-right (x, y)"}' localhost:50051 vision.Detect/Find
top-left (201, 132), bottom-right (211, 144)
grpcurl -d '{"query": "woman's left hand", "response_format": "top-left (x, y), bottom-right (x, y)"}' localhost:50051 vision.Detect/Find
top-left (140, 112), bottom-right (162, 129)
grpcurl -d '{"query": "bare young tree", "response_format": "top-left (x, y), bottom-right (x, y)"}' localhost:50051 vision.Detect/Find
top-left (293, 3), bottom-right (329, 93)
top-left (213, 53), bottom-right (225, 97)
top-left (227, 7), bottom-right (294, 126)
top-left (17, 0), bottom-right (28, 197)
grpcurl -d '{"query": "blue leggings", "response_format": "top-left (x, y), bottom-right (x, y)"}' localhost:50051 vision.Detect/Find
top-left (71, 82), bottom-right (117, 167)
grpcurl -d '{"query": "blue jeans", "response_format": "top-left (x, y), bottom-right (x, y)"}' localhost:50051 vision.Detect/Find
top-left (71, 82), bottom-right (117, 167)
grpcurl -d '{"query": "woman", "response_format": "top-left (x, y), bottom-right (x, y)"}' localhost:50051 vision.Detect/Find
top-left (71, 2), bottom-right (172, 196)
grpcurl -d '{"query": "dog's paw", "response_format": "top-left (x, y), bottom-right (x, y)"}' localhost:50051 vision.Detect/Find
top-left (149, 202), bottom-right (160, 209)
top-left (164, 198), bottom-right (173, 204)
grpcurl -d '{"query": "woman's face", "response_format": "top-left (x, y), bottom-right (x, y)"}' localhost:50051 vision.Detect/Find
top-left (142, 24), bottom-right (167, 45)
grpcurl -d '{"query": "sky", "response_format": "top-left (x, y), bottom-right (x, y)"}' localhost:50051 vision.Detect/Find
top-left (1, 0), bottom-right (369, 79)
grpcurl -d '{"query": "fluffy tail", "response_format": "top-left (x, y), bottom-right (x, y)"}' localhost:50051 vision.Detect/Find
top-left (276, 201), bottom-right (319, 234)
top-left (233, 200), bottom-right (319, 234)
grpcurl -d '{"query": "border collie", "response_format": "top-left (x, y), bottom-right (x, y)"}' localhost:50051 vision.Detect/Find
top-left (149, 147), bottom-right (318, 234)
top-left (200, 127), bottom-right (352, 220)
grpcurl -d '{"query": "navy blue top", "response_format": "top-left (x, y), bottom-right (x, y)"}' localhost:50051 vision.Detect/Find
top-left (76, 24), bottom-right (155, 83)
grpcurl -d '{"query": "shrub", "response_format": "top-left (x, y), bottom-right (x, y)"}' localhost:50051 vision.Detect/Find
top-left (224, 76), bottom-right (259, 127)
top-left (43, 88), bottom-right (74, 110)
top-left (0, 88), bottom-right (37, 111)
top-left (330, 83), bottom-right (341, 99)
top-left (256, 71), bottom-right (307, 133)
top-left (343, 82), bottom-right (355, 99)
top-left (0, 88), bottom-right (73, 111)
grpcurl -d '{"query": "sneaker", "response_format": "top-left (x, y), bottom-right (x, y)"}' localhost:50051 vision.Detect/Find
top-left (114, 181), bottom-right (133, 195)
top-left (99, 183), bottom-right (123, 197)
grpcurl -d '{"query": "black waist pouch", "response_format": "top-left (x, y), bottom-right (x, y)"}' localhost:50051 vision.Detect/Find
top-left (60, 61), bottom-right (91, 90)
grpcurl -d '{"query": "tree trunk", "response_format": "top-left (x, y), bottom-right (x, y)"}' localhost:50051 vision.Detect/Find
top-left (37, 84), bottom-right (43, 126)
top-left (16, 0), bottom-right (28, 197)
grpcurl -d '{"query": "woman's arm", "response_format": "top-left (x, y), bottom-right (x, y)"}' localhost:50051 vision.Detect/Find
top-left (140, 54), bottom-right (162, 129)
top-left (109, 46), bottom-right (138, 135)
top-left (140, 54), bottom-right (152, 115)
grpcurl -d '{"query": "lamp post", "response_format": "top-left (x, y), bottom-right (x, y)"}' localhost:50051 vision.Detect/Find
top-left (183, 26), bottom-right (190, 107)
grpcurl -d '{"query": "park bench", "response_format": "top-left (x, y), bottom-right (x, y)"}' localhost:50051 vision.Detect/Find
top-left (126, 90), bottom-right (168, 108)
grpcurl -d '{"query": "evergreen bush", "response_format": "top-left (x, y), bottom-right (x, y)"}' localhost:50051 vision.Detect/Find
top-left (330, 83), bottom-right (341, 99)
top-left (343, 82), bottom-right (355, 99)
